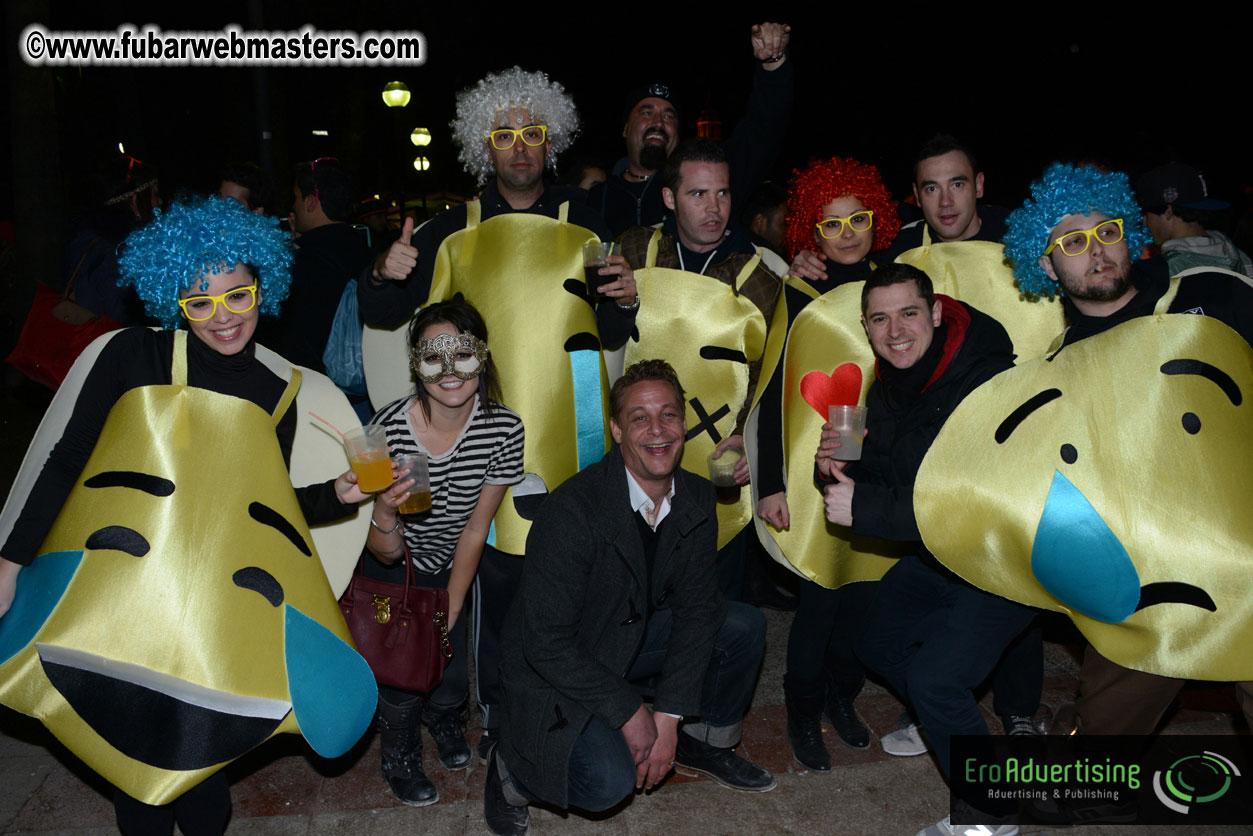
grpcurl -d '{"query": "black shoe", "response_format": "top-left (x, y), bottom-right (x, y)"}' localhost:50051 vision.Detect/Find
top-left (826, 694), bottom-right (870, 750)
top-left (674, 735), bottom-right (776, 792)
top-left (423, 705), bottom-right (472, 771)
top-left (377, 697), bottom-right (438, 806)
top-left (1002, 714), bottom-right (1042, 736)
top-left (484, 746), bottom-right (529, 836)
top-left (477, 728), bottom-right (498, 764)
top-left (785, 694), bottom-right (831, 772)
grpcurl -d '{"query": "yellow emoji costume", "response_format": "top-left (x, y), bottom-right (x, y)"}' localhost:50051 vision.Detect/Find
top-left (362, 202), bottom-right (610, 555)
top-left (0, 330), bottom-right (376, 805)
top-left (915, 313), bottom-right (1253, 681)
top-left (749, 279), bottom-right (906, 586)
top-left (753, 261), bottom-right (1062, 588)
top-left (625, 230), bottom-right (782, 549)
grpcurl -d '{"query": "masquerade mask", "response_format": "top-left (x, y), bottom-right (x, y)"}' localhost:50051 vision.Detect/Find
top-left (410, 333), bottom-right (489, 383)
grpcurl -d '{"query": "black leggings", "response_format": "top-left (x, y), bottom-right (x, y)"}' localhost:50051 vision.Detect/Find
top-left (113, 771), bottom-right (230, 836)
top-left (784, 578), bottom-right (875, 698)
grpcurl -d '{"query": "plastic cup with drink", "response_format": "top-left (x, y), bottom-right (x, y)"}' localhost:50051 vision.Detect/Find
top-left (343, 426), bottom-right (393, 492)
top-left (827, 405), bottom-right (868, 461)
top-left (707, 447), bottom-right (743, 505)
top-left (583, 241), bottom-right (615, 303)
top-left (393, 452), bottom-right (432, 514)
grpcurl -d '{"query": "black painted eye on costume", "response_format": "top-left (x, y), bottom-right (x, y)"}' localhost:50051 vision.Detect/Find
top-left (995, 389), bottom-right (1063, 444)
top-left (232, 567), bottom-right (284, 607)
top-left (86, 526), bottom-right (150, 557)
top-left (248, 502), bottom-right (311, 557)
top-left (84, 471), bottom-right (175, 496)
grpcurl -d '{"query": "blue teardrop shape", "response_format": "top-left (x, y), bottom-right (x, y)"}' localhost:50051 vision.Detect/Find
top-left (1031, 470), bottom-right (1140, 623)
top-left (284, 606), bottom-right (376, 757)
top-left (0, 551), bottom-right (83, 665)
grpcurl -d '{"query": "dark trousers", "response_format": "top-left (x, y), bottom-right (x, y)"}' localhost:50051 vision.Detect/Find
top-left (517, 601), bottom-right (765, 811)
top-left (855, 556), bottom-right (1035, 777)
top-left (113, 772), bottom-right (230, 836)
top-left (991, 619), bottom-right (1043, 721)
top-left (785, 578), bottom-right (873, 699)
top-left (1076, 645), bottom-right (1253, 734)
top-left (474, 544), bottom-right (523, 729)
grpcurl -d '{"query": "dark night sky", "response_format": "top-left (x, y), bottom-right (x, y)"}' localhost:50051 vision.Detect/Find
top-left (4, 5), bottom-right (1250, 221)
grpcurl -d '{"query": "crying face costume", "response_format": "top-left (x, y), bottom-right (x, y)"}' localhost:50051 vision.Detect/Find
top-left (0, 328), bottom-right (376, 805)
top-left (0, 199), bottom-right (375, 806)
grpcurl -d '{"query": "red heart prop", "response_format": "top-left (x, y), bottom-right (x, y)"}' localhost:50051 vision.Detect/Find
top-left (800, 363), bottom-right (863, 418)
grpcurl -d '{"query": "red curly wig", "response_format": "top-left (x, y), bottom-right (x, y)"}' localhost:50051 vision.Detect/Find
top-left (784, 157), bottom-right (900, 259)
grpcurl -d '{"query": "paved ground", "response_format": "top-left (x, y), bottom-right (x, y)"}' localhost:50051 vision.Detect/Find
top-left (1, 382), bottom-right (1249, 835)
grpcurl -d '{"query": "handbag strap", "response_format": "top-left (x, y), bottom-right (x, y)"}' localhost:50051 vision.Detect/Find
top-left (343, 541), bottom-right (417, 607)
top-left (62, 236), bottom-right (104, 302)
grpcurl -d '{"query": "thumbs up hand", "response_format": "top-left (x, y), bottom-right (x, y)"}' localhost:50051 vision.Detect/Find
top-left (373, 216), bottom-right (419, 282)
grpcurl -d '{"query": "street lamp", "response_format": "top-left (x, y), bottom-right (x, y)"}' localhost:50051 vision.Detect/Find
top-left (412, 157), bottom-right (430, 172)
top-left (410, 127), bottom-right (431, 147)
top-left (382, 82), bottom-right (411, 108)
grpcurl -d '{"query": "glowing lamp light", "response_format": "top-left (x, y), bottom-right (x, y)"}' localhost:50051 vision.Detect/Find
top-left (382, 82), bottom-right (411, 108)
top-left (412, 157), bottom-right (430, 172)
top-left (410, 128), bottom-right (431, 147)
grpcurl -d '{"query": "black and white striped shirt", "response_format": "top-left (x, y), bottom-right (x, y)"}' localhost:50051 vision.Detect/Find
top-left (370, 394), bottom-right (524, 573)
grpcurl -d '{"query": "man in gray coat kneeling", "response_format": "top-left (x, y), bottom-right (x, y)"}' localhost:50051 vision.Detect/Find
top-left (484, 359), bottom-right (773, 835)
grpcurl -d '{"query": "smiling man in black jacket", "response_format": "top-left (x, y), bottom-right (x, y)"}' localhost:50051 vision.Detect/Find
top-left (817, 263), bottom-right (1031, 836)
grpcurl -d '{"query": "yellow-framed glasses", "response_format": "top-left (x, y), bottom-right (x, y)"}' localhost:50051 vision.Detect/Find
top-left (1044, 218), bottom-right (1124, 257)
top-left (815, 210), bottom-right (875, 239)
top-left (489, 125), bottom-right (548, 150)
top-left (178, 285), bottom-right (258, 321)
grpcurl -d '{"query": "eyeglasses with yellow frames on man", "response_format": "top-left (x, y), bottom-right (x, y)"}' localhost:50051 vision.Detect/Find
top-left (1044, 218), bottom-right (1125, 257)
top-left (489, 125), bottom-right (548, 151)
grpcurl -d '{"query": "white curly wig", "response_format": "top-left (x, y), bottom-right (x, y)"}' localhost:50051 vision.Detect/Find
top-left (450, 67), bottom-right (579, 184)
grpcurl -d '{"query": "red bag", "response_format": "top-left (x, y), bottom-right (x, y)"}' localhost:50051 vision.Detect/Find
top-left (338, 551), bottom-right (453, 693)
top-left (6, 240), bottom-right (122, 389)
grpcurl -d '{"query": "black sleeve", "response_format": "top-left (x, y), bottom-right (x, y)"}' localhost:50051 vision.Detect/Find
top-left (357, 212), bottom-right (460, 328)
top-left (574, 204), bottom-right (637, 350)
top-left (295, 479), bottom-right (357, 525)
top-left (724, 61), bottom-right (794, 210)
top-left (756, 287), bottom-right (808, 497)
top-left (1, 330), bottom-right (168, 564)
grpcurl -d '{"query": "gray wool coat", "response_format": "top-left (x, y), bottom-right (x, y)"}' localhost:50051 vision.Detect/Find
top-left (498, 445), bottom-right (725, 808)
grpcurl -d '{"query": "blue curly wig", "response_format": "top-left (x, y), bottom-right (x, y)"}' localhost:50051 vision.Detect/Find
top-left (1003, 163), bottom-right (1151, 297)
top-left (118, 195), bottom-right (293, 327)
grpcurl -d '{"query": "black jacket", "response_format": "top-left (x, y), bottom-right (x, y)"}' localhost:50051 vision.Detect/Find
top-left (1062, 256), bottom-right (1253, 348)
top-left (498, 445), bottom-right (723, 808)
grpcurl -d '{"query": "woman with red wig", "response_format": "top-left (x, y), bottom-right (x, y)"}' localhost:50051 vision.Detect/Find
top-left (755, 157), bottom-right (900, 772)
top-left (783, 156), bottom-right (900, 287)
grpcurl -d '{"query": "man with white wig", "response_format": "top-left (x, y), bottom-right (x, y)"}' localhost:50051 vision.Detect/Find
top-left (358, 67), bottom-right (640, 801)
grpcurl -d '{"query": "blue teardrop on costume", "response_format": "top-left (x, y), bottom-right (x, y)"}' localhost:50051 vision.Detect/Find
top-left (284, 606), bottom-right (377, 757)
top-left (0, 551), bottom-right (83, 665)
top-left (1031, 470), bottom-right (1139, 623)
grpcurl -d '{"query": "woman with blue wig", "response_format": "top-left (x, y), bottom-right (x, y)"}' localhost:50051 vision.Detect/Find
top-left (0, 196), bottom-right (380, 835)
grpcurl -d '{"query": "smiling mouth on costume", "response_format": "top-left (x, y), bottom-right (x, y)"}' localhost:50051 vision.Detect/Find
top-left (37, 643), bottom-right (290, 771)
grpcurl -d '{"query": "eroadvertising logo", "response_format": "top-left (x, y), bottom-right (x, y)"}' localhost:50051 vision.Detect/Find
top-left (1151, 750), bottom-right (1240, 814)
top-left (952, 735), bottom-right (1252, 826)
